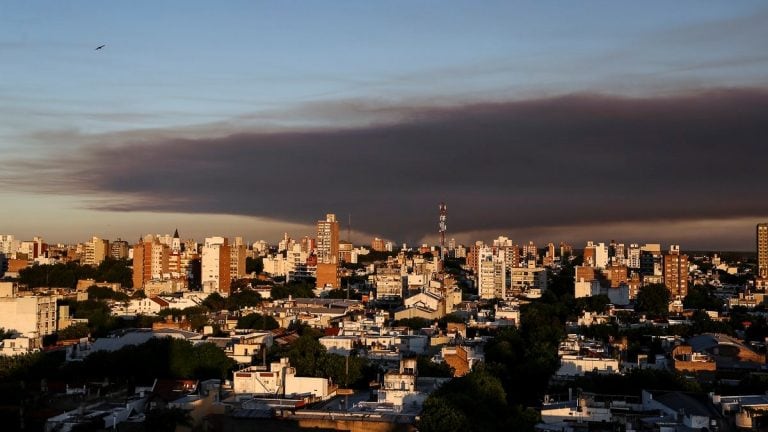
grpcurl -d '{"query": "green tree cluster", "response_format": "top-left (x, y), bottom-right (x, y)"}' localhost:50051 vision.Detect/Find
top-left (270, 281), bottom-right (316, 299)
top-left (67, 337), bottom-right (235, 381)
top-left (245, 257), bottom-right (264, 274)
top-left (19, 258), bottom-right (133, 289)
top-left (272, 331), bottom-right (370, 388)
top-left (87, 285), bottom-right (129, 301)
top-left (683, 284), bottom-right (723, 311)
top-left (236, 313), bottom-right (279, 330)
top-left (635, 284), bottom-right (671, 318)
top-left (419, 368), bottom-right (538, 432)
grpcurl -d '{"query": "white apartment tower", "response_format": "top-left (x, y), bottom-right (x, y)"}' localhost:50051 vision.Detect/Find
top-left (477, 247), bottom-right (506, 300)
top-left (202, 237), bottom-right (231, 295)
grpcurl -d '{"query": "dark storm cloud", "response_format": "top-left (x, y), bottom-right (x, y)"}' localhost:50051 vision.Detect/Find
top-left (4, 88), bottom-right (768, 242)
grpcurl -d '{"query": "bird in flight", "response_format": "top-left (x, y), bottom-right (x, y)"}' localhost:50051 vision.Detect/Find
top-left (95, 44), bottom-right (106, 50)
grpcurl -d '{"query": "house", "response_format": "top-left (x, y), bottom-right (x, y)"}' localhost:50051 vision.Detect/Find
top-left (670, 345), bottom-right (716, 372)
top-left (642, 390), bottom-right (722, 430)
top-left (319, 335), bottom-right (358, 355)
top-left (715, 393), bottom-right (768, 430)
top-left (378, 357), bottom-right (427, 412)
top-left (0, 336), bottom-right (38, 356)
top-left (66, 329), bottom-right (203, 361)
top-left (687, 333), bottom-right (765, 369)
top-left (556, 355), bottom-right (619, 377)
top-left (233, 357), bottom-right (333, 401)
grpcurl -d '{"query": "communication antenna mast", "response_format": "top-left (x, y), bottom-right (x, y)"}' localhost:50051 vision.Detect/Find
top-left (439, 202), bottom-right (447, 262)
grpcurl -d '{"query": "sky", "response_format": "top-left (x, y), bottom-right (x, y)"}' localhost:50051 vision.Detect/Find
top-left (1, 1), bottom-right (768, 250)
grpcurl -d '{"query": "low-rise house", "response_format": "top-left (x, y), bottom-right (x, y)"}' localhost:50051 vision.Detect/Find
top-left (45, 392), bottom-right (148, 431)
top-left (687, 333), bottom-right (765, 370)
top-left (66, 328), bottom-right (203, 361)
top-left (642, 390), bottom-right (723, 430)
top-left (233, 357), bottom-right (333, 401)
top-left (377, 357), bottom-right (427, 412)
top-left (556, 355), bottom-right (620, 377)
top-left (431, 343), bottom-right (484, 377)
top-left (715, 393), bottom-right (768, 430)
top-left (494, 303), bottom-right (520, 327)
top-left (319, 335), bottom-right (358, 356)
top-left (0, 336), bottom-right (38, 356)
top-left (671, 345), bottom-right (716, 372)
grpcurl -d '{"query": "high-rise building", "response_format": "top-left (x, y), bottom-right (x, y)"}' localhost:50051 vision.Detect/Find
top-left (466, 241), bottom-right (484, 274)
top-left (202, 237), bottom-right (231, 295)
top-left (83, 236), bottom-right (109, 266)
top-left (543, 242), bottom-right (556, 267)
top-left (0, 235), bottom-right (20, 257)
top-left (477, 247), bottom-right (505, 300)
top-left (663, 245), bottom-right (688, 298)
top-left (371, 237), bottom-right (386, 252)
top-left (132, 235), bottom-right (171, 289)
top-left (522, 241), bottom-right (538, 263)
top-left (627, 244), bottom-right (641, 269)
top-left (316, 214), bottom-right (340, 289)
top-left (110, 239), bottom-right (130, 260)
top-left (229, 241), bottom-right (247, 280)
top-left (316, 214), bottom-right (339, 264)
top-left (758, 223), bottom-right (768, 278)
top-left (640, 244), bottom-right (663, 276)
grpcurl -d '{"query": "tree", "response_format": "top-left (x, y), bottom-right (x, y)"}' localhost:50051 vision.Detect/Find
top-left (144, 407), bottom-right (192, 432)
top-left (227, 289), bottom-right (262, 310)
top-left (202, 293), bottom-right (226, 311)
top-left (393, 317), bottom-right (433, 330)
top-left (270, 281), bottom-right (316, 299)
top-left (417, 356), bottom-right (454, 377)
top-left (87, 285), bottom-right (129, 301)
top-left (420, 368), bottom-right (508, 432)
top-left (683, 284), bottom-right (723, 311)
top-left (635, 284), bottom-right (671, 317)
top-left (58, 323), bottom-right (90, 340)
top-left (236, 313), bottom-right (279, 330)
top-left (419, 396), bottom-right (470, 432)
top-left (245, 257), bottom-right (264, 274)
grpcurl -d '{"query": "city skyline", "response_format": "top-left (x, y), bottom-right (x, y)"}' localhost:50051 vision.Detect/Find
top-left (2, 2), bottom-right (768, 249)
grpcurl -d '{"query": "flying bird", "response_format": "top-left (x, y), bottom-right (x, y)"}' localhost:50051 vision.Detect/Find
top-left (95, 44), bottom-right (105, 50)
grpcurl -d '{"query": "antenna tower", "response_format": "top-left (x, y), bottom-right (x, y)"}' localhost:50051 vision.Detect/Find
top-left (439, 202), bottom-right (447, 262)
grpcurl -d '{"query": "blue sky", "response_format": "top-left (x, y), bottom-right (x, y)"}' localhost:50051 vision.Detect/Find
top-left (2, 1), bottom-right (768, 248)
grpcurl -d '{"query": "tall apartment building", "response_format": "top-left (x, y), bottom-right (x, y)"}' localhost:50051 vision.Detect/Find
top-left (466, 241), bottom-right (484, 274)
top-left (0, 235), bottom-right (20, 256)
top-left (583, 241), bottom-right (608, 269)
top-left (0, 283), bottom-right (57, 338)
top-left (202, 237), bottom-right (231, 295)
top-left (522, 241), bottom-right (538, 263)
top-left (316, 214), bottom-right (339, 264)
top-left (493, 236), bottom-right (520, 269)
top-left (110, 239), bottom-right (130, 260)
top-left (132, 235), bottom-right (171, 289)
top-left (758, 223), bottom-right (768, 278)
top-left (477, 247), bottom-right (505, 300)
top-left (371, 237), bottom-right (386, 252)
top-left (640, 243), bottom-right (663, 276)
top-left (82, 236), bottom-right (109, 266)
top-left (229, 240), bottom-right (247, 280)
top-left (543, 242), bottom-right (556, 267)
top-left (663, 245), bottom-right (688, 298)
top-left (627, 244), bottom-right (641, 269)
top-left (316, 214), bottom-right (340, 289)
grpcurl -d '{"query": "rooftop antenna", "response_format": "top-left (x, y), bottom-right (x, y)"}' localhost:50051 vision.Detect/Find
top-left (439, 202), bottom-right (447, 263)
top-left (348, 213), bottom-right (352, 243)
